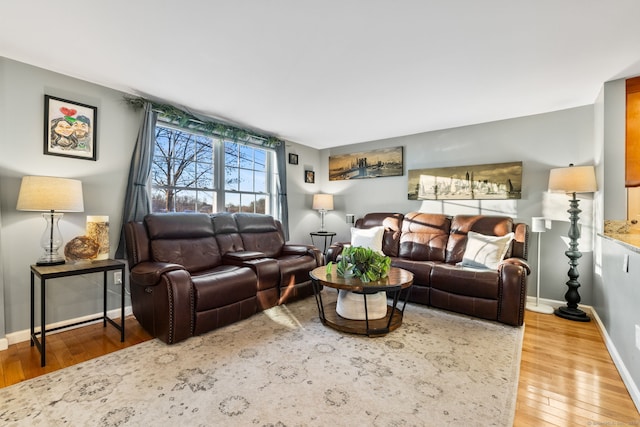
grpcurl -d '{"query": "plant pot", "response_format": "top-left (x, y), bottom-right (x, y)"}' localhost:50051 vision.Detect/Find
top-left (336, 290), bottom-right (388, 320)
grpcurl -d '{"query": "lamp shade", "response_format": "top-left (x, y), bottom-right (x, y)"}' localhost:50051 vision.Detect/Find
top-left (548, 165), bottom-right (597, 194)
top-left (17, 176), bottom-right (84, 212)
top-left (531, 217), bottom-right (546, 233)
top-left (312, 194), bottom-right (334, 211)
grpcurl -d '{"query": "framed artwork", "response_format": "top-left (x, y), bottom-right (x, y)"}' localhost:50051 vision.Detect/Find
top-left (288, 153), bottom-right (299, 165)
top-left (407, 161), bottom-right (522, 200)
top-left (329, 146), bottom-right (403, 181)
top-left (44, 95), bottom-right (97, 161)
top-left (305, 170), bottom-right (315, 183)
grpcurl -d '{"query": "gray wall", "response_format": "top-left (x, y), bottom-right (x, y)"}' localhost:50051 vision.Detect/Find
top-left (304, 106), bottom-right (597, 306)
top-left (594, 78), bottom-right (640, 403)
top-left (0, 58), bottom-right (141, 337)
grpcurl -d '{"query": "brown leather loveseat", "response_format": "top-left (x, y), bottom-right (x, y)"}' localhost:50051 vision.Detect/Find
top-left (125, 212), bottom-right (322, 344)
top-left (326, 212), bottom-right (530, 326)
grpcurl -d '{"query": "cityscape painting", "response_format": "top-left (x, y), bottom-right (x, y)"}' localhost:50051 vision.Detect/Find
top-left (329, 146), bottom-right (403, 181)
top-left (407, 161), bottom-right (522, 200)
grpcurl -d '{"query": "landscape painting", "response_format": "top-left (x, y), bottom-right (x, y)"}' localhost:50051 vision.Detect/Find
top-left (408, 161), bottom-right (522, 200)
top-left (329, 146), bottom-right (403, 181)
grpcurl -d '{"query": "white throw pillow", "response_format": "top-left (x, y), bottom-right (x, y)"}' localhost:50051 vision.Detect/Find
top-left (459, 231), bottom-right (514, 270)
top-left (350, 226), bottom-right (385, 254)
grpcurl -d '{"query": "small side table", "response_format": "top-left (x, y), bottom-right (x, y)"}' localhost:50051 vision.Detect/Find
top-left (310, 231), bottom-right (336, 254)
top-left (30, 259), bottom-right (126, 367)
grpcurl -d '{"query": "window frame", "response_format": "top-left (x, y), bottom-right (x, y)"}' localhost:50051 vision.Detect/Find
top-left (151, 119), bottom-right (278, 216)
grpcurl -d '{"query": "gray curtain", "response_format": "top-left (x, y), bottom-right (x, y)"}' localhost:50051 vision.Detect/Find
top-left (115, 103), bottom-right (157, 259)
top-left (274, 142), bottom-right (289, 240)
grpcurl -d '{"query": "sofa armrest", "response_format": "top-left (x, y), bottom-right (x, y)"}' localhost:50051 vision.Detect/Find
top-left (130, 261), bottom-right (185, 287)
top-left (497, 262), bottom-right (528, 326)
top-left (325, 242), bottom-right (349, 263)
top-left (500, 257), bottom-right (531, 275)
top-left (282, 244), bottom-right (323, 265)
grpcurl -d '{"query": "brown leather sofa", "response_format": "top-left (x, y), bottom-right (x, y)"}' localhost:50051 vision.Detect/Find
top-left (326, 212), bottom-right (530, 326)
top-left (125, 212), bottom-right (323, 344)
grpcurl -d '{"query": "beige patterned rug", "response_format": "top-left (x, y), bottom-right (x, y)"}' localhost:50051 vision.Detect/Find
top-left (0, 291), bottom-right (523, 426)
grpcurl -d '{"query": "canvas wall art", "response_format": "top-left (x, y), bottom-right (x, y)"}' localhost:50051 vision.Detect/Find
top-left (329, 146), bottom-right (403, 181)
top-left (408, 161), bottom-right (522, 200)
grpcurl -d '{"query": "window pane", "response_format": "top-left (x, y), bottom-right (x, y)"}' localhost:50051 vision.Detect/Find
top-left (170, 189), bottom-right (194, 212)
top-left (225, 166), bottom-right (238, 191)
top-left (197, 169), bottom-right (214, 189)
top-left (255, 195), bottom-right (266, 214)
top-left (239, 145), bottom-right (253, 168)
top-left (175, 162), bottom-right (196, 187)
top-left (225, 141), bottom-right (238, 167)
top-left (196, 191), bottom-right (214, 213)
top-left (152, 188), bottom-right (168, 213)
top-left (239, 169), bottom-right (254, 192)
top-left (240, 194), bottom-right (255, 212)
top-left (225, 192), bottom-right (240, 213)
top-left (254, 150), bottom-right (266, 171)
top-left (255, 171), bottom-right (266, 193)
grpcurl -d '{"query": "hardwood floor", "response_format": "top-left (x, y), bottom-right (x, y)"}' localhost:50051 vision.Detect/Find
top-left (515, 310), bottom-right (639, 425)
top-left (1, 310), bottom-right (638, 425)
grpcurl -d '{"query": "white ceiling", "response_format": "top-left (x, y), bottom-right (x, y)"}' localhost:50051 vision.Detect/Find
top-left (2, 1), bottom-right (640, 149)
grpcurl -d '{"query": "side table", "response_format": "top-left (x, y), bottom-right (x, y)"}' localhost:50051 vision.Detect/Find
top-left (30, 259), bottom-right (126, 367)
top-left (310, 231), bottom-right (336, 254)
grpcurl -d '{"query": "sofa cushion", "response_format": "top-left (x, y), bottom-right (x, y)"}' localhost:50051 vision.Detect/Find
top-left (459, 231), bottom-right (514, 270)
top-left (211, 213), bottom-right (245, 255)
top-left (398, 212), bottom-right (450, 261)
top-left (445, 215), bottom-right (514, 264)
top-left (351, 226), bottom-right (384, 253)
top-left (354, 213), bottom-right (404, 257)
top-left (145, 213), bottom-right (223, 272)
top-left (430, 264), bottom-right (500, 300)
top-left (235, 213), bottom-right (284, 257)
top-left (192, 265), bottom-right (257, 311)
top-left (151, 237), bottom-right (222, 273)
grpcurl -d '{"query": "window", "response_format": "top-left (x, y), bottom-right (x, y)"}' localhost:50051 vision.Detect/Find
top-left (151, 122), bottom-right (278, 216)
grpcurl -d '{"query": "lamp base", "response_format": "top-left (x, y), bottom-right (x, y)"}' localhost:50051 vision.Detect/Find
top-left (554, 305), bottom-right (591, 322)
top-left (526, 302), bottom-right (554, 314)
top-left (36, 259), bottom-right (66, 266)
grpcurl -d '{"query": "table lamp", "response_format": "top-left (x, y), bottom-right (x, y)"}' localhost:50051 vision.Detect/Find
top-left (312, 194), bottom-right (333, 232)
top-left (548, 164), bottom-right (597, 322)
top-left (17, 176), bottom-right (85, 265)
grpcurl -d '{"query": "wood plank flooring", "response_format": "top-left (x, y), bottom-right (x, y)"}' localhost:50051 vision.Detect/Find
top-left (1, 310), bottom-right (639, 425)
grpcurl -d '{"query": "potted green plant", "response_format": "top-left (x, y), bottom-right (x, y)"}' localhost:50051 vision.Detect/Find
top-left (326, 246), bottom-right (391, 282)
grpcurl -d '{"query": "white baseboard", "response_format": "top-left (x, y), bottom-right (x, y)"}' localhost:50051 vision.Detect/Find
top-left (591, 309), bottom-right (640, 412)
top-left (5, 306), bottom-right (132, 346)
top-left (0, 337), bottom-right (7, 351)
top-left (525, 296), bottom-right (640, 412)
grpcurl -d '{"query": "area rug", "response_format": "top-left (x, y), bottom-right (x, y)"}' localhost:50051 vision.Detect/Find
top-left (0, 291), bottom-right (523, 426)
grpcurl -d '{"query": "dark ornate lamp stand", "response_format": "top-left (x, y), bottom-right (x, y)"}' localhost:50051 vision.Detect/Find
top-left (554, 192), bottom-right (591, 322)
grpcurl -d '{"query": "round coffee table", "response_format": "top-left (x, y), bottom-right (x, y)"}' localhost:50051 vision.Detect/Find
top-left (309, 265), bottom-right (414, 336)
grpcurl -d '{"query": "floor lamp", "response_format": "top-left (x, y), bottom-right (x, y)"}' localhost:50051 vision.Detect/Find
top-left (548, 164), bottom-right (597, 322)
top-left (525, 217), bottom-right (554, 314)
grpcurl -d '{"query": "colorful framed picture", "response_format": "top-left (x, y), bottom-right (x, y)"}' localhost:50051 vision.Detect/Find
top-left (288, 153), bottom-right (299, 164)
top-left (44, 95), bottom-right (97, 161)
top-left (305, 170), bottom-right (315, 183)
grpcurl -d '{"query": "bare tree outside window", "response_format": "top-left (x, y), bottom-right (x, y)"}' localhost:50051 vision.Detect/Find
top-left (152, 126), bottom-right (213, 212)
top-left (151, 124), bottom-right (273, 215)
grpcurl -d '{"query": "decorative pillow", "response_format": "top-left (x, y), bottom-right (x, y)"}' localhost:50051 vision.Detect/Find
top-left (351, 226), bottom-right (385, 254)
top-left (459, 231), bottom-right (514, 270)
